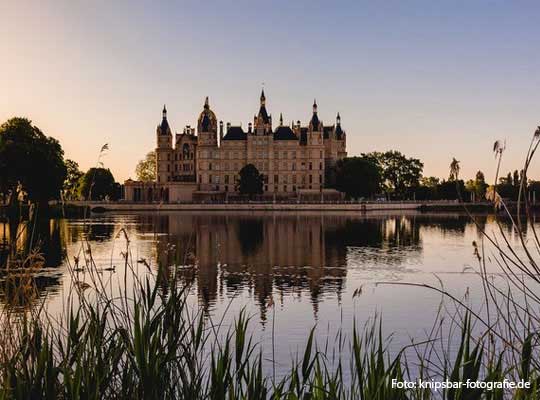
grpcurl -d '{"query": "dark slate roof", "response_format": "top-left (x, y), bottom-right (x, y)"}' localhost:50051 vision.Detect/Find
top-left (335, 124), bottom-right (343, 140)
top-left (310, 113), bottom-right (320, 131)
top-left (258, 106), bottom-right (270, 124)
top-left (223, 126), bottom-right (247, 140)
top-left (273, 126), bottom-right (297, 141)
top-left (300, 128), bottom-right (308, 145)
top-left (323, 126), bottom-right (333, 139)
top-left (159, 117), bottom-right (170, 135)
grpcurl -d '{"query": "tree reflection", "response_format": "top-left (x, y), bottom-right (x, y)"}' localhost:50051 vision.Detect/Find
top-left (0, 217), bottom-right (64, 311)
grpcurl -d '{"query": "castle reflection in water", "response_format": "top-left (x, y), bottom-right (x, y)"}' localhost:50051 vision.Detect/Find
top-left (2, 212), bottom-right (507, 318)
top-left (135, 212), bottom-right (423, 319)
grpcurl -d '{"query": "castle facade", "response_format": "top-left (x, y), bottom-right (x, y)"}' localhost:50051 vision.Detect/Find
top-left (124, 91), bottom-right (347, 202)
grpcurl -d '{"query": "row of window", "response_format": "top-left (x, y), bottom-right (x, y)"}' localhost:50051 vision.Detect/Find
top-left (201, 161), bottom-right (324, 172)
top-left (199, 149), bottom-right (325, 160)
top-left (199, 174), bottom-right (323, 185)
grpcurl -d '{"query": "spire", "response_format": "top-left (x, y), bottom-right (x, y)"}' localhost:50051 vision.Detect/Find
top-left (279, 113), bottom-right (283, 126)
top-left (162, 104), bottom-right (167, 118)
top-left (204, 96), bottom-right (209, 110)
top-left (336, 112), bottom-right (341, 125)
top-left (309, 99), bottom-right (321, 131)
top-left (260, 89), bottom-right (266, 106)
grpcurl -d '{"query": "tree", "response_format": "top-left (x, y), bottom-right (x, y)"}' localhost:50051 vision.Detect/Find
top-left (420, 176), bottom-right (440, 188)
top-left (135, 151), bottom-right (156, 182)
top-left (63, 159), bottom-right (83, 200)
top-left (333, 157), bottom-right (381, 199)
top-left (363, 151), bottom-right (423, 198)
top-left (438, 179), bottom-right (466, 200)
top-left (474, 171), bottom-right (488, 200)
top-left (236, 164), bottom-right (263, 198)
top-left (0, 117), bottom-right (67, 209)
top-left (78, 168), bottom-right (119, 201)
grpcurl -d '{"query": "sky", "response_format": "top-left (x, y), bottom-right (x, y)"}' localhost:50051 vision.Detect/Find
top-left (1, 0), bottom-right (540, 182)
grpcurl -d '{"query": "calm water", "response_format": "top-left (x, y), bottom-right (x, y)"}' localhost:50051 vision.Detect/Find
top-left (0, 211), bottom-right (531, 375)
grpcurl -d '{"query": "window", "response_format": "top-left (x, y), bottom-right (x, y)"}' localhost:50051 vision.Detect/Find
top-left (309, 175), bottom-right (313, 184)
top-left (292, 163), bottom-right (296, 171)
top-left (309, 162), bottom-right (312, 170)
top-left (319, 162), bottom-right (322, 170)
top-left (225, 175), bottom-right (229, 184)
top-left (293, 175), bottom-right (297, 184)
top-left (209, 163), bottom-right (212, 171)
top-left (320, 150), bottom-right (323, 158)
top-left (319, 174), bottom-right (322, 183)
top-left (274, 174), bottom-right (279, 183)
top-left (274, 151), bottom-right (279, 159)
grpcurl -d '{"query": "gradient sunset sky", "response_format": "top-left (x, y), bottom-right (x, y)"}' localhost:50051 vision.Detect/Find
top-left (2, 1), bottom-right (540, 182)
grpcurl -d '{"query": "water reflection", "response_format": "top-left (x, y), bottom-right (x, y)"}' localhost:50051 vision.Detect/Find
top-left (0, 218), bottom-right (66, 311)
top-left (1, 212), bottom-right (519, 317)
top-left (147, 213), bottom-right (424, 319)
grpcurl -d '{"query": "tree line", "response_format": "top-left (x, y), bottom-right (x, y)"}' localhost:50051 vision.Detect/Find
top-left (0, 118), bottom-right (120, 214)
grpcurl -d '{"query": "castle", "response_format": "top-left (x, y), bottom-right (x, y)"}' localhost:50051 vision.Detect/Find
top-left (124, 90), bottom-right (347, 202)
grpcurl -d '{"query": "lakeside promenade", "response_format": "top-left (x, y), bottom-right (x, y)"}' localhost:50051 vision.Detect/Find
top-left (64, 200), bottom-right (492, 212)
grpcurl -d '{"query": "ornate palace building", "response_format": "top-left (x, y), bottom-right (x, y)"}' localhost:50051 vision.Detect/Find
top-left (124, 91), bottom-right (347, 202)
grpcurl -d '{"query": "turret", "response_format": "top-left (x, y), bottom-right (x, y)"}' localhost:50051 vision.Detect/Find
top-left (156, 105), bottom-right (173, 183)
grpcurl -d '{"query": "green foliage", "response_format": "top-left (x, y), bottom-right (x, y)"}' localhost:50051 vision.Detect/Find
top-left (0, 117), bottom-right (67, 206)
top-left (63, 159), bottom-right (83, 200)
top-left (363, 150), bottom-right (423, 198)
top-left (236, 164), bottom-right (263, 198)
top-left (333, 157), bottom-right (382, 199)
top-left (135, 151), bottom-right (156, 182)
top-left (78, 168), bottom-right (119, 201)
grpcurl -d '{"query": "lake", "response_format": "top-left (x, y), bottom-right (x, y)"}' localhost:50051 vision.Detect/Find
top-left (0, 211), bottom-right (528, 377)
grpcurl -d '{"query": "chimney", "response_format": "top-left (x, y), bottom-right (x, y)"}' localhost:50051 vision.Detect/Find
top-left (248, 122), bottom-right (252, 133)
top-left (219, 120), bottom-right (224, 136)
top-left (226, 122), bottom-right (231, 132)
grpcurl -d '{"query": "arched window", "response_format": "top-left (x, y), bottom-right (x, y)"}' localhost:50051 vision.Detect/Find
top-left (183, 144), bottom-right (190, 159)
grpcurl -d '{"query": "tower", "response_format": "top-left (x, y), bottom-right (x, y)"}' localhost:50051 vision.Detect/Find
top-left (196, 97), bottom-right (219, 190)
top-left (307, 99), bottom-right (325, 190)
top-left (156, 105), bottom-right (173, 183)
top-left (253, 89), bottom-right (272, 135)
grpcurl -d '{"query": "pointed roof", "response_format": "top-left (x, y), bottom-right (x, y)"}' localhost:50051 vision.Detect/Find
top-left (198, 96), bottom-right (217, 133)
top-left (310, 99), bottom-right (321, 131)
top-left (335, 112), bottom-right (343, 139)
top-left (159, 104), bottom-right (171, 135)
top-left (257, 90), bottom-right (270, 124)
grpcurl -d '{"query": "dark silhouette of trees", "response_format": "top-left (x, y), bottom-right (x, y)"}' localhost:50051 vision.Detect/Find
top-left (333, 157), bottom-right (382, 199)
top-left (236, 164), bottom-right (263, 198)
top-left (63, 160), bottom-right (83, 200)
top-left (363, 151), bottom-right (423, 199)
top-left (0, 118), bottom-right (67, 211)
top-left (78, 168), bottom-right (119, 201)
